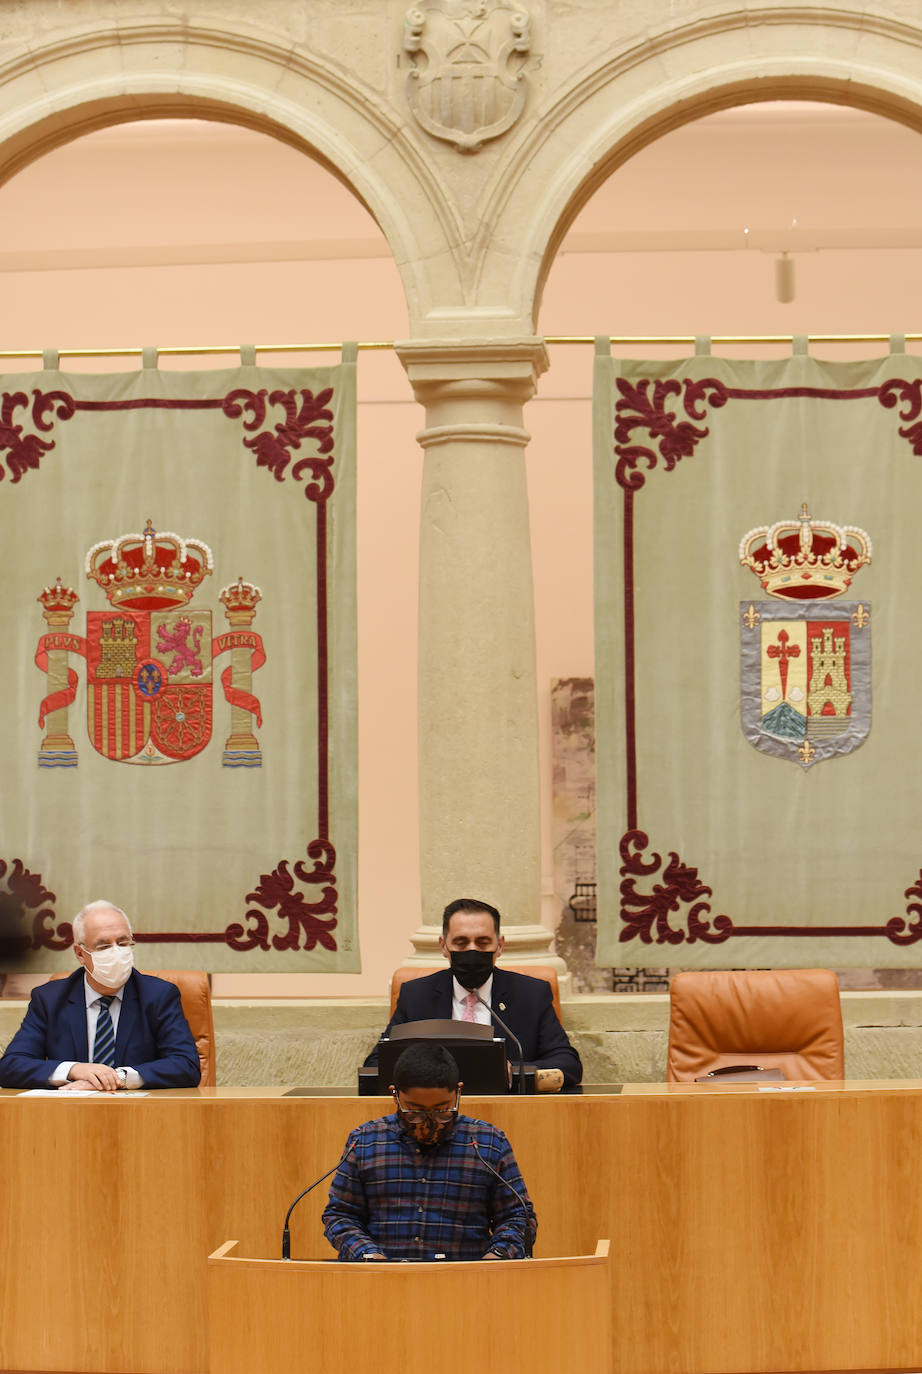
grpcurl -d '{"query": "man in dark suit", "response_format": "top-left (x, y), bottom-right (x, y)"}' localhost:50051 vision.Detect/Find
top-left (0, 899), bottom-right (200, 1091)
top-left (365, 897), bottom-right (582, 1089)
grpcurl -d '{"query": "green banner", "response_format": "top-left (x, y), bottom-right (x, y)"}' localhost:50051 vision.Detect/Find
top-left (595, 342), bottom-right (922, 967)
top-left (0, 351), bottom-right (357, 971)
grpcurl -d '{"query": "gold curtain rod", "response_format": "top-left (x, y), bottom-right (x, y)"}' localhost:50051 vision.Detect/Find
top-left (556, 333), bottom-right (922, 345)
top-left (0, 342), bottom-right (394, 359)
top-left (0, 333), bottom-right (916, 359)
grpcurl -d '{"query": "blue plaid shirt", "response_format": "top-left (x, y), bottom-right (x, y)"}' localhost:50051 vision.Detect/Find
top-left (322, 1112), bottom-right (537, 1262)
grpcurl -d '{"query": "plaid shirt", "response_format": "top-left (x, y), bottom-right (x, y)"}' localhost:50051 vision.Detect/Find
top-left (322, 1112), bottom-right (537, 1262)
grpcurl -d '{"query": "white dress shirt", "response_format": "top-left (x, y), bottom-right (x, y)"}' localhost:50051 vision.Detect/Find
top-left (450, 972), bottom-right (494, 1025)
top-left (49, 972), bottom-right (142, 1088)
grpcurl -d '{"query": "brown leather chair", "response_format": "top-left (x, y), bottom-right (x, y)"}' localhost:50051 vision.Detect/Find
top-left (666, 968), bottom-right (844, 1082)
top-left (50, 968), bottom-right (215, 1086)
top-left (390, 963), bottom-right (562, 1022)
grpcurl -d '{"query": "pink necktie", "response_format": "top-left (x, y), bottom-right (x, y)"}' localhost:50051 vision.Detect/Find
top-left (462, 991), bottom-right (478, 1022)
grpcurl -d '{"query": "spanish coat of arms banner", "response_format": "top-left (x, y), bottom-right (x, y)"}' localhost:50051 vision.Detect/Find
top-left (0, 349), bottom-right (358, 971)
top-left (593, 339), bottom-right (922, 968)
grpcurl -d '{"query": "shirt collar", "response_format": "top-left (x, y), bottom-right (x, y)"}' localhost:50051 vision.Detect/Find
top-left (82, 971), bottom-right (124, 1009)
top-left (452, 971), bottom-right (494, 1002)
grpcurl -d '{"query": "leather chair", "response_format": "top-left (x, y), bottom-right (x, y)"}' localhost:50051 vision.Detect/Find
top-left (390, 963), bottom-right (562, 1021)
top-left (50, 968), bottom-right (215, 1086)
top-left (666, 968), bottom-right (844, 1082)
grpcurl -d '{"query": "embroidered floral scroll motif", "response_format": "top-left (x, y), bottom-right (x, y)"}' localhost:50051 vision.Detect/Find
top-left (613, 376), bottom-right (728, 490)
top-left (0, 858), bottom-right (71, 951)
top-left (618, 830), bottom-right (730, 945)
top-left (0, 390), bottom-right (76, 484)
top-left (223, 388), bottom-right (336, 500)
top-left (234, 841), bottom-right (339, 952)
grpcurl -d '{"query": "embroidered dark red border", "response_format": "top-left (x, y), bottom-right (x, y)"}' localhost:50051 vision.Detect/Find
top-left (2, 386), bottom-right (342, 954)
top-left (618, 831), bottom-right (922, 946)
top-left (613, 375), bottom-right (921, 945)
top-left (623, 489), bottom-right (637, 831)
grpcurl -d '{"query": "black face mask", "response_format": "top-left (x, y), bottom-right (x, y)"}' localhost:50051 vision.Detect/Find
top-left (449, 948), bottom-right (495, 992)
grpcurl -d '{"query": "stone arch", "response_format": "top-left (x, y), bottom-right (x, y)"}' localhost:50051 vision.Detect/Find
top-left (473, 8), bottom-right (922, 330)
top-left (0, 22), bottom-right (466, 329)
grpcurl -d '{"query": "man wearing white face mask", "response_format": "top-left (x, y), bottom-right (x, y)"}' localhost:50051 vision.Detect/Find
top-left (0, 899), bottom-right (200, 1091)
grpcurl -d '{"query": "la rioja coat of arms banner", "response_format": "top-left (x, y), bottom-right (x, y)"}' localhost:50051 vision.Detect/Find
top-left (0, 351), bottom-right (358, 971)
top-left (593, 340), bottom-right (922, 968)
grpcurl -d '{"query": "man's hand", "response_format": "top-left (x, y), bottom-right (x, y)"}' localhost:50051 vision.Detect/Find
top-left (63, 1062), bottom-right (119, 1093)
top-left (482, 1251), bottom-right (503, 1260)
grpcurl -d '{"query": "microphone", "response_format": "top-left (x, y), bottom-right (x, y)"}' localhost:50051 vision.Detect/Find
top-left (470, 1137), bottom-right (534, 1259)
top-left (281, 1142), bottom-right (355, 1260)
top-left (473, 991), bottom-right (527, 1094)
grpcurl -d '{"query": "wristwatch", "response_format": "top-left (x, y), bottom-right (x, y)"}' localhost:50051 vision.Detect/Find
top-left (114, 1067), bottom-right (128, 1089)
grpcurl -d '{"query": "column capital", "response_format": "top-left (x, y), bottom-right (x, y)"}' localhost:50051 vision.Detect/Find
top-left (396, 335), bottom-right (549, 397)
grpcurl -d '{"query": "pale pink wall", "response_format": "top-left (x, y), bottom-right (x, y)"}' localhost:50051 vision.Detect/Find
top-left (3, 104), bottom-right (921, 993)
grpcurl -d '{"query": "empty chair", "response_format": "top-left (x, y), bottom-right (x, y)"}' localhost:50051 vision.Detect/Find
top-left (666, 968), bottom-right (844, 1082)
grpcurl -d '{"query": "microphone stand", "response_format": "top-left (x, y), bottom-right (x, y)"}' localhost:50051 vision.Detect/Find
top-left (281, 1143), bottom-right (355, 1259)
top-left (471, 1138), bottom-right (534, 1258)
top-left (474, 991), bottom-right (528, 1095)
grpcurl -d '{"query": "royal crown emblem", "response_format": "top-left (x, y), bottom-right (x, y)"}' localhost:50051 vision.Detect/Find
top-left (84, 519), bottom-right (213, 609)
top-left (35, 521), bottom-right (266, 769)
top-left (739, 504), bottom-right (872, 770)
top-left (739, 502), bottom-right (872, 600)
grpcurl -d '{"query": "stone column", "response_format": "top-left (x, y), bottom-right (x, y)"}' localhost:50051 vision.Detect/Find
top-left (397, 339), bottom-right (563, 971)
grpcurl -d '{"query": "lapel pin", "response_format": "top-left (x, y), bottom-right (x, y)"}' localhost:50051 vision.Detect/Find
top-left (499, 1003), bottom-right (506, 1012)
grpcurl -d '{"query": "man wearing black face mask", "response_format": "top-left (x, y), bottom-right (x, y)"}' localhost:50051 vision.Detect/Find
top-left (323, 1043), bottom-right (537, 1261)
top-left (363, 898), bottom-right (582, 1090)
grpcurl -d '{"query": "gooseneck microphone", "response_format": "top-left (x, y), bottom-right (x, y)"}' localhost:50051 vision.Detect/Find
top-left (473, 991), bottom-right (527, 1094)
top-left (471, 1138), bottom-right (534, 1258)
top-left (281, 1142), bottom-right (355, 1260)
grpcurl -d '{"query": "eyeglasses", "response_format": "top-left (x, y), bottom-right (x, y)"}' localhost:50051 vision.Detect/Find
top-left (395, 1093), bottom-right (459, 1125)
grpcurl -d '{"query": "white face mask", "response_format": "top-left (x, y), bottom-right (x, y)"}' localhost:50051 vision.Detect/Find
top-left (87, 944), bottom-right (134, 990)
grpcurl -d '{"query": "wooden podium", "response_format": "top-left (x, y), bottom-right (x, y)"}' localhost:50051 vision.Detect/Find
top-left (207, 1238), bottom-right (611, 1374)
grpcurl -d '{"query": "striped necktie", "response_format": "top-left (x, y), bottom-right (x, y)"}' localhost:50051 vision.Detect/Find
top-left (93, 995), bottom-right (117, 1067)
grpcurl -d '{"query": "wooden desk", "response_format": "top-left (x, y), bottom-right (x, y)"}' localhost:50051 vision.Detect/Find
top-left (1, 1081), bottom-right (921, 1374)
